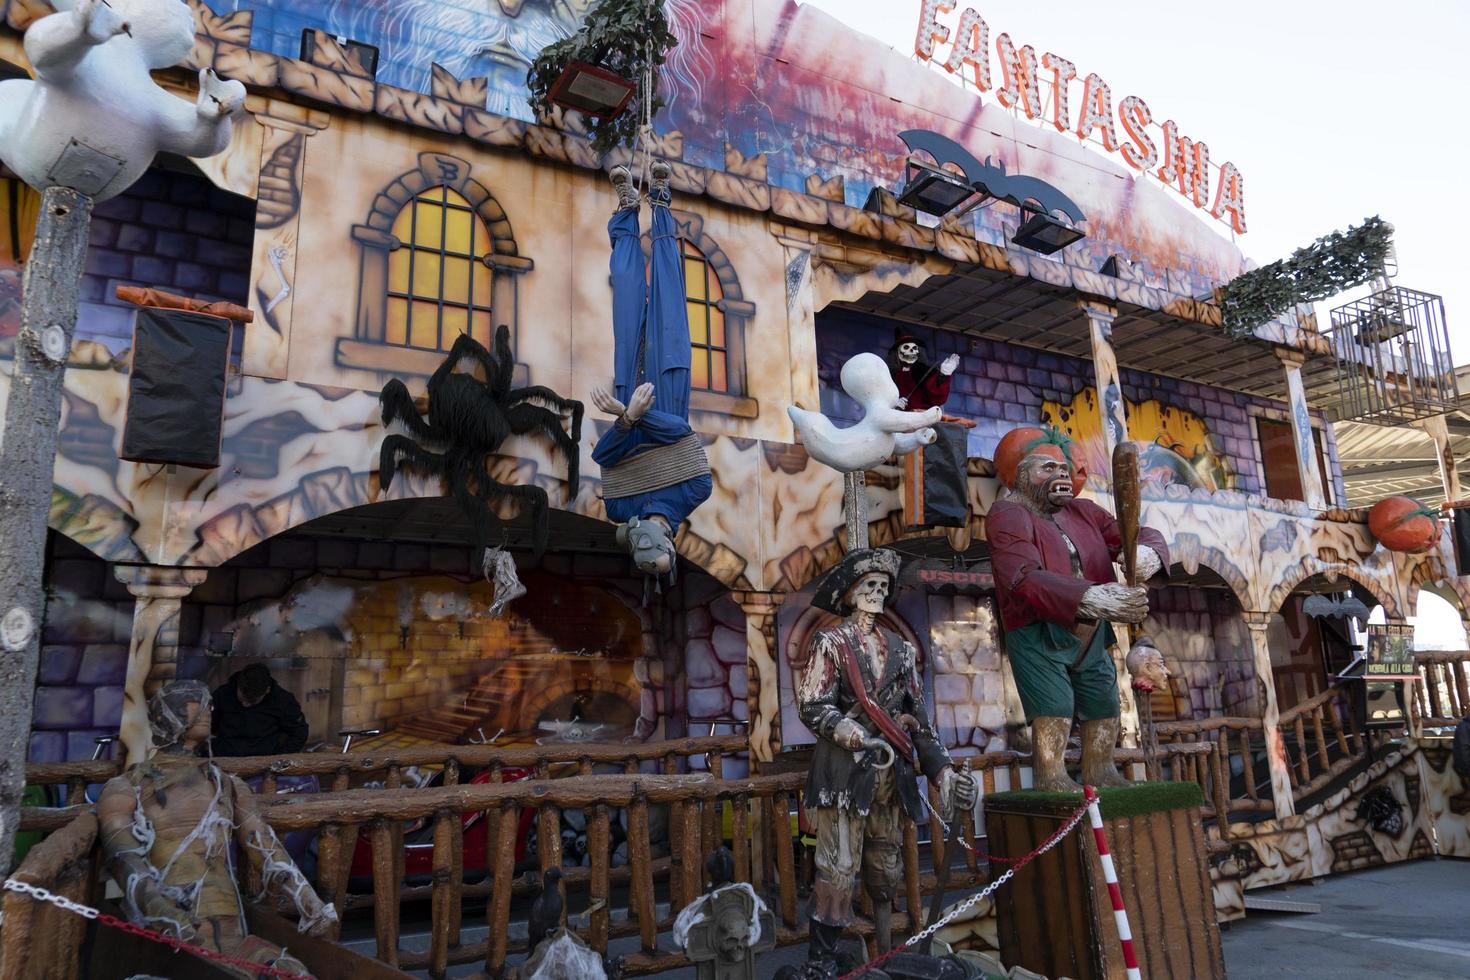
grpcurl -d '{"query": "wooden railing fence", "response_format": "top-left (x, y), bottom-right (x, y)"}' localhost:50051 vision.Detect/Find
top-left (1413, 650), bottom-right (1470, 727)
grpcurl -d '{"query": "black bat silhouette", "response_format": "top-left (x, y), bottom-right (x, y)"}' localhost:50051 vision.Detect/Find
top-left (1301, 594), bottom-right (1371, 621)
top-left (898, 128), bottom-right (1086, 224)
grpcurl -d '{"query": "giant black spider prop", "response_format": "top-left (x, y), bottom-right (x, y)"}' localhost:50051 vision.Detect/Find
top-left (378, 325), bottom-right (584, 557)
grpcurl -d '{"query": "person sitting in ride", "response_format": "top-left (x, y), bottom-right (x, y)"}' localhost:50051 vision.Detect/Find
top-left (590, 162), bottom-right (712, 579)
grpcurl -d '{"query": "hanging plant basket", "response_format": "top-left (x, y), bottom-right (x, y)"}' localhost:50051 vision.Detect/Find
top-left (527, 0), bottom-right (678, 156)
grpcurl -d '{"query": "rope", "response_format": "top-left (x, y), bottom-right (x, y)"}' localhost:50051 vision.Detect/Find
top-left (2, 878), bottom-right (311, 979)
top-left (836, 796), bottom-right (1093, 979)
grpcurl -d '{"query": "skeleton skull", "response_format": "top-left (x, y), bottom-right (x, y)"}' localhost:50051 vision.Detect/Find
top-left (897, 342), bottom-right (921, 364)
top-left (846, 571), bottom-right (890, 615)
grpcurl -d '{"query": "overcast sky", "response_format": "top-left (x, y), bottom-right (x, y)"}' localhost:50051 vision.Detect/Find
top-left (798, 0), bottom-right (1468, 362)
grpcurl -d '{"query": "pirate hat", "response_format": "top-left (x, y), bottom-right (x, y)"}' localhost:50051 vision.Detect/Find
top-left (810, 548), bottom-right (902, 614)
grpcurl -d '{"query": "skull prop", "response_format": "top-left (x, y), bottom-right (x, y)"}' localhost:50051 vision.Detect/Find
top-left (845, 572), bottom-right (891, 616)
top-left (897, 342), bottom-right (921, 365)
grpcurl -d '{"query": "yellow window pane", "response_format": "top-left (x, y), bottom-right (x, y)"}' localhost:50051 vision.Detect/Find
top-left (390, 203), bottom-right (415, 243)
top-left (386, 297), bottom-right (409, 345)
top-left (687, 302), bottom-right (708, 346)
top-left (441, 188), bottom-right (470, 207)
top-left (471, 259), bottom-right (492, 307)
top-left (710, 351), bottom-right (728, 392)
top-left (683, 258), bottom-right (706, 300)
top-left (440, 305), bottom-right (469, 346)
top-left (471, 310), bottom-right (494, 348)
top-left (444, 207), bottom-right (473, 255)
top-left (411, 251), bottom-right (442, 298)
top-left (424, 186), bottom-right (448, 202)
top-left (706, 268), bottom-right (723, 301)
top-left (442, 257), bottom-right (471, 304)
top-left (710, 308), bottom-right (725, 348)
top-left (387, 251), bottom-right (411, 294)
top-left (412, 200), bottom-right (444, 248)
top-left (690, 351), bottom-right (709, 390)
top-left (409, 300), bottom-right (440, 349)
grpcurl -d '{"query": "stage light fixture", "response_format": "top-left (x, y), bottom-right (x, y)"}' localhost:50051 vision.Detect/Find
top-left (896, 158), bottom-right (978, 217)
top-left (546, 61), bottom-right (636, 117)
top-left (1012, 207), bottom-right (1086, 254)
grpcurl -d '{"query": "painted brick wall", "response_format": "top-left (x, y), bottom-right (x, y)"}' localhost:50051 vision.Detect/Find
top-left (815, 307), bottom-right (1347, 502)
top-left (79, 167), bottom-right (255, 354)
top-left (1141, 585), bottom-right (1256, 720)
top-left (29, 536), bottom-right (134, 764)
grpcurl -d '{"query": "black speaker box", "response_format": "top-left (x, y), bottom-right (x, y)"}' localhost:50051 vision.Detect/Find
top-left (120, 307), bottom-right (232, 469)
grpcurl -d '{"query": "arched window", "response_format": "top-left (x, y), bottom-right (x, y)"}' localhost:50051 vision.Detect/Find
top-left (386, 186), bottom-right (493, 351)
top-left (341, 152), bottom-right (533, 378)
top-left (682, 238), bottom-right (728, 393)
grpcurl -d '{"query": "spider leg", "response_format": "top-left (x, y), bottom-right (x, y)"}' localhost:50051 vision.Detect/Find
top-left (379, 379), bottom-right (441, 443)
top-left (506, 387), bottom-right (585, 443)
top-left (378, 435), bottom-right (448, 492)
top-left (506, 403), bottom-right (581, 497)
top-left (491, 325), bottom-right (516, 401)
top-left (469, 472), bottom-right (550, 558)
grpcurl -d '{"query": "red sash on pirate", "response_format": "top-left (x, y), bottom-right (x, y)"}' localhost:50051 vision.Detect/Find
top-left (834, 626), bottom-right (916, 766)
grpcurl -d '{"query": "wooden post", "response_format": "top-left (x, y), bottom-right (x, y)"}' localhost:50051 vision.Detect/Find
top-left (731, 794), bottom-right (751, 884)
top-left (679, 799), bottom-right (702, 905)
top-left (487, 804), bottom-right (517, 976)
top-left (1274, 347), bottom-right (1327, 509)
top-left (770, 792), bottom-right (797, 928)
top-left (588, 804), bottom-right (611, 954)
top-left (370, 819), bottom-right (400, 966)
top-left (902, 822), bottom-right (922, 935)
top-left (0, 186), bottom-right (92, 874)
top-left (627, 793), bottom-right (657, 954)
top-left (315, 823), bottom-right (351, 941)
top-left (429, 810), bottom-right (453, 979)
top-left (844, 470), bottom-right (870, 551)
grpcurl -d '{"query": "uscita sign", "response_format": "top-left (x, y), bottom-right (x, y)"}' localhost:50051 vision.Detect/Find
top-left (914, 1), bottom-right (1248, 234)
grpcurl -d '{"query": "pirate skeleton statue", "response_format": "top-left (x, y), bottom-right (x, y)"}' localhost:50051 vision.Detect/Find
top-left (987, 426), bottom-right (1169, 792)
top-left (797, 549), bottom-right (978, 966)
top-left (590, 162), bottom-right (712, 578)
top-left (96, 681), bottom-right (336, 977)
top-left (886, 329), bottom-right (960, 412)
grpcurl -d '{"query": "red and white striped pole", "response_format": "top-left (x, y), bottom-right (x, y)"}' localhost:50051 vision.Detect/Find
top-left (1083, 785), bottom-right (1142, 980)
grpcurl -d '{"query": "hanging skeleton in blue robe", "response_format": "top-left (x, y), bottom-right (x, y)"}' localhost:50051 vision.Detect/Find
top-left (590, 162), bottom-right (711, 577)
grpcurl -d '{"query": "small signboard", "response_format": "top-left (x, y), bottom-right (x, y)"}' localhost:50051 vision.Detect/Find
top-left (1362, 625), bottom-right (1416, 730)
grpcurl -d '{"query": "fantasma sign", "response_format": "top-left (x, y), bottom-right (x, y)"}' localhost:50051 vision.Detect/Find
top-left (914, 1), bottom-right (1248, 234)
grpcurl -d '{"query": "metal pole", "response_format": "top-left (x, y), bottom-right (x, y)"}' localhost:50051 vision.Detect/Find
top-left (843, 470), bottom-right (869, 551)
top-left (0, 186), bottom-right (93, 874)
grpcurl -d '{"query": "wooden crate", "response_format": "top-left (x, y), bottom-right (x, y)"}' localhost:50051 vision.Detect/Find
top-left (984, 783), bottom-right (1224, 980)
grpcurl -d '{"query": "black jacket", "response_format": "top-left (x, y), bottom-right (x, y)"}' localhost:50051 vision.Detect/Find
top-left (210, 672), bottom-right (309, 757)
top-left (798, 623), bottom-right (952, 818)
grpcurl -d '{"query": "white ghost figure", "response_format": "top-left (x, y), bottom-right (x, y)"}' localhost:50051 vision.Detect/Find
top-left (788, 352), bottom-right (941, 473)
top-left (0, 0), bottom-right (246, 201)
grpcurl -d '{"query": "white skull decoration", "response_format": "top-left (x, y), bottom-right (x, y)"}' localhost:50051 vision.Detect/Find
top-left (897, 342), bottom-right (921, 364)
top-left (847, 572), bottom-right (891, 615)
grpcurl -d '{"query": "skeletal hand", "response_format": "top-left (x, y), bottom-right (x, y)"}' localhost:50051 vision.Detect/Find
top-left (1079, 583), bottom-right (1149, 624)
top-left (942, 766), bottom-right (978, 812)
top-left (940, 353), bottom-right (961, 376)
top-left (625, 382), bottom-right (655, 422)
top-left (1134, 545), bottom-right (1163, 582)
top-left (196, 68), bottom-right (246, 118)
top-left (591, 386), bottom-right (626, 418)
top-left (832, 718), bottom-right (868, 751)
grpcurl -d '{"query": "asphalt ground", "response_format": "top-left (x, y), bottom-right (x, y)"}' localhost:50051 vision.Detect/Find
top-left (346, 857), bottom-right (1469, 978)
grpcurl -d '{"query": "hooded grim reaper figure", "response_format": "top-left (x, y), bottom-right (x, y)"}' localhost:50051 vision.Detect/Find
top-left (96, 681), bottom-right (336, 976)
top-left (796, 549), bottom-right (977, 966)
top-left (590, 163), bottom-right (712, 579)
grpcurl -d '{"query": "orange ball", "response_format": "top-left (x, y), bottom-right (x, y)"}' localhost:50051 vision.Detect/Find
top-left (1367, 496), bottom-right (1441, 553)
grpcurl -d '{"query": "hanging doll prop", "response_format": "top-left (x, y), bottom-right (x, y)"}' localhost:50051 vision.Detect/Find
top-left (883, 330), bottom-right (971, 533)
top-left (378, 324), bottom-right (583, 594)
top-left (987, 425), bottom-right (1169, 792)
top-left (96, 681), bottom-right (336, 977)
top-left (886, 330), bottom-right (959, 412)
top-left (796, 549), bottom-right (978, 966)
top-left (590, 163), bottom-right (712, 579)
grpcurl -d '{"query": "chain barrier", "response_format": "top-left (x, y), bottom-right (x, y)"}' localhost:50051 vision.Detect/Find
top-left (836, 797), bottom-right (1093, 980)
top-left (2, 878), bottom-right (311, 979)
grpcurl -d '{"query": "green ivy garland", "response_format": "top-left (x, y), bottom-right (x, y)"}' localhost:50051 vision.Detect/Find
top-left (1218, 216), bottom-right (1394, 338)
top-left (527, 0), bottom-right (678, 157)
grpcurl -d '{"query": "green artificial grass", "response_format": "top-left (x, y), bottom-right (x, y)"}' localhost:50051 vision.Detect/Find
top-left (986, 780), bottom-right (1204, 820)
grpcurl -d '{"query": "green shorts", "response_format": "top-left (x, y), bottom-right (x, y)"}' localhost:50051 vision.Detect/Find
top-left (1004, 621), bottom-right (1120, 723)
